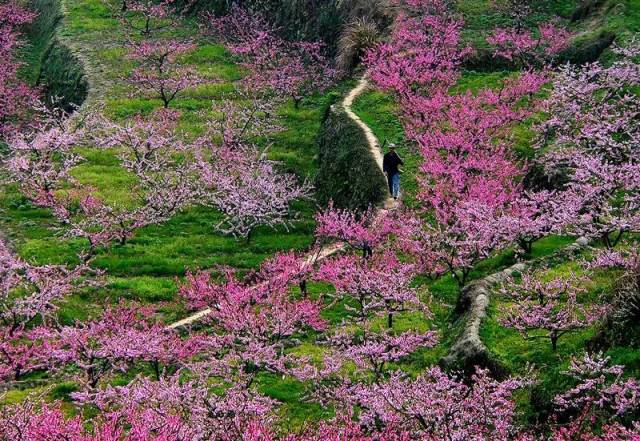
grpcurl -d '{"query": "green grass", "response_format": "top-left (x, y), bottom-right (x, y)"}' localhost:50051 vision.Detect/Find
top-left (4, 0), bottom-right (640, 429)
top-left (3, 0), bottom-right (344, 322)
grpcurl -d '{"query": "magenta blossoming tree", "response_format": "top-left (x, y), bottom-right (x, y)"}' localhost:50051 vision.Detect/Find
top-left (0, 326), bottom-right (52, 382)
top-left (365, 0), bottom-right (471, 100)
top-left (0, 1), bottom-right (38, 136)
top-left (311, 249), bottom-right (437, 383)
top-left (487, 23), bottom-right (571, 68)
top-left (206, 6), bottom-right (337, 108)
top-left (254, 250), bottom-right (315, 296)
top-left (499, 272), bottom-right (607, 351)
top-left (127, 39), bottom-right (205, 108)
top-left (366, 0), bottom-right (549, 286)
top-left (314, 202), bottom-right (398, 259)
top-left (179, 265), bottom-right (326, 386)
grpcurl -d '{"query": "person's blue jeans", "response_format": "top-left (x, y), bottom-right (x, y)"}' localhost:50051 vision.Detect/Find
top-left (388, 173), bottom-right (400, 198)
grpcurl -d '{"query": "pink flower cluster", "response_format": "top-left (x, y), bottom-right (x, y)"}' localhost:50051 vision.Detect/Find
top-left (205, 6), bottom-right (337, 107)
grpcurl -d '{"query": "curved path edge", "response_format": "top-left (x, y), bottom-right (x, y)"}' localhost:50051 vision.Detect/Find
top-left (440, 237), bottom-right (591, 372)
top-left (167, 75), bottom-right (389, 330)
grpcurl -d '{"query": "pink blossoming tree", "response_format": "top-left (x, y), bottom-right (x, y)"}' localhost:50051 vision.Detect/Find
top-left (536, 40), bottom-right (640, 247)
top-left (179, 265), bottom-right (326, 387)
top-left (331, 367), bottom-right (528, 439)
top-left (0, 238), bottom-right (95, 333)
top-left (127, 39), bottom-right (205, 108)
top-left (206, 7), bottom-right (337, 108)
top-left (0, 1), bottom-right (38, 136)
top-left (365, 0), bottom-right (471, 100)
top-left (499, 271), bottom-right (607, 351)
top-left (39, 303), bottom-right (206, 389)
top-left (120, 0), bottom-right (176, 36)
top-left (487, 23), bottom-right (571, 68)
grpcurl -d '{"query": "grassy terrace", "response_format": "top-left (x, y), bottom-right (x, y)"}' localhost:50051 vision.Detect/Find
top-left (3, 0), bottom-right (351, 327)
top-left (2, 0), bottom-right (639, 429)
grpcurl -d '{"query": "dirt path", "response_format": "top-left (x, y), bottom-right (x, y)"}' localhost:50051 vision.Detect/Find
top-left (342, 75), bottom-right (396, 210)
top-left (167, 76), bottom-right (389, 330)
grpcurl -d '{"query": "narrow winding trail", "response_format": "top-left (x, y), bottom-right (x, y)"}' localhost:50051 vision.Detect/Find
top-left (167, 75), bottom-right (391, 329)
top-left (441, 237), bottom-right (591, 371)
top-left (342, 75), bottom-right (396, 210)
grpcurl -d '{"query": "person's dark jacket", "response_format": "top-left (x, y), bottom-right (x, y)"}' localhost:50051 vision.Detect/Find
top-left (383, 151), bottom-right (403, 176)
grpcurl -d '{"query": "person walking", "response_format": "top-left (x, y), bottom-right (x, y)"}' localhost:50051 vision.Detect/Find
top-left (383, 143), bottom-right (403, 200)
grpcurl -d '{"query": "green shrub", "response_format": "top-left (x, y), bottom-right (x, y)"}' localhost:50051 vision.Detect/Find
top-left (315, 104), bottom-right (387, 211)
top-left (570, 0), bottom-right (608, 22)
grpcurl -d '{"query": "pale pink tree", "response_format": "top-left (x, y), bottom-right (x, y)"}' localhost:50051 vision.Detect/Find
top-left (496, 189), bottom-right (579, 255)
top-left (499, 271), bottom-right (608, 351)
top-left (52, 110), bottom-right (202, 253)
top-left (317, 251), bottom-right (427, 329)
top-left (415, 201), bottom-right (514, 288)
top-left (536, 39), bottom-right (640, 247)
top-left (586, 244), bottom-right (640, 345)
top-left (0, 238), bottom-right (95, 333)
top-left (542, 352), bottom-right (640, 439)
top-left (120, 0), bottom-right (177, 36)
top-left (556, 155), bottom-right (640, 248)
top-left (91, 109), bottom-right (202, 216)
top-left (127, 39), bottom-right (205, 108)
top-left (206, 7), bottom-right (337, 108)
top-left (3, 119), bottom-right (83, 211)
top-left (330, 367), bottom-right (529, 440)
top-left (196, 123), bottom-right (312, 242)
